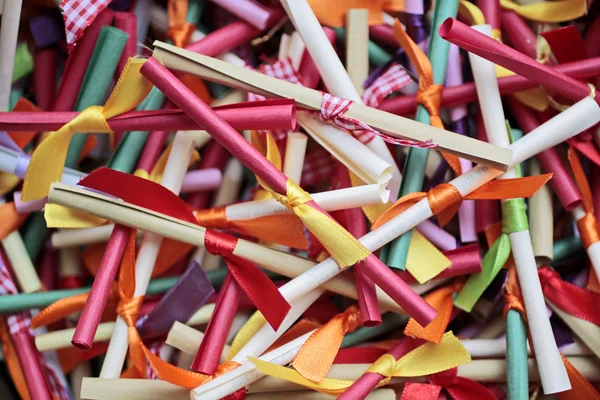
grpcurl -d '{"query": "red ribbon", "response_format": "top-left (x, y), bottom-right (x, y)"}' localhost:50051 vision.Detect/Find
top-left (402, 368), bottom-right (497, 400)
top-left (539, 266), bottom-right (600, 326)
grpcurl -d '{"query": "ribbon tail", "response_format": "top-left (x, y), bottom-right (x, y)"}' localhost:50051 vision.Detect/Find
top-left (404, 285), bottom-right (457, 343)
top-left (402, 383), bottom-right (443, 400)
top-left (31, 292), bottom-right (90, 329)
top-left (454, 235), bottom-right (511, 312)
top-left (226, 257), bottom-right (291, 330)
top-left (558, 354), bottom-right (600, 400)
top-left (466, 173), bottom-right (553, 200)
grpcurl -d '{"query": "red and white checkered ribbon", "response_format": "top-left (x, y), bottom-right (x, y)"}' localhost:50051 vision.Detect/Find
top-left (362, 63), bottom-right (413, 108)
top-left (61, 0), bottom-right (112, 49)
top-left (319, 92), bottom-right (437, 148)
top-left (0, 259), bottom-right (70, 400)
top-left (300, 147), bottom-right (337, 188)
top-left (247, 58), bottom-right (304, 141)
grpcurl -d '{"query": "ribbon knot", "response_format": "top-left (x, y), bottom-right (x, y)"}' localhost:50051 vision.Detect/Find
top-left (272, 180), bottom-right (312, 209)
top-left (415, 84), bottom-right (444, 122)
top-left (215, 361), bottom-right (242, 378)
top-left (168, 23), bottom-right (196, 48)
top-left (116, 296), bottom-right (143, 327)
top-left (292, 305), bottom-right (362, 382)
top-left (204, 229), bottom-right (236, 258)
top-left (427, 183), bottom-right (464, 226)
top-left (568, 147), bottom-right (600, 249)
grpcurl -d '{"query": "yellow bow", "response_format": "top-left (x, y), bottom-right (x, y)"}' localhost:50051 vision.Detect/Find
top-left (22, 58), bottom-right (153, 201)
top-left (251, 332), bottom-right (471, 397)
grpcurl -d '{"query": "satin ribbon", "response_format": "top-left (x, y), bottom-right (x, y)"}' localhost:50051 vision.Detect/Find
top-left (568, 147), bottom-right (600, 249)
top-left (292, 305), bottom-right (361, 382)
top-left (167, 0), bottom-right (195, 47)
top-left (0, 317), bottom-right (30, 400)
top-left (500, 0), bottom-right (587, 23)
top-left (306, 0), bottom-right (412, 27)
top-left (0, 202), bottom-right (28, 241)
top-left (372, 174), bottom-right (552, 230)
top-left (559, 355), bottom-right (600, 400)
top-left (392, 20), bottom-right (462, 176)
top-left (22, 58), bottom-right (153, 201)
top-left (404, 280), bottom-right (464, 343)
top-left (31, 291), bottom-right (113, 329)
top-left (250, 332), bottom-right (471, 397)
top-left (539, 266), bottom-right (600, 326)
top-left (401, 368), bottom-right (497, 400)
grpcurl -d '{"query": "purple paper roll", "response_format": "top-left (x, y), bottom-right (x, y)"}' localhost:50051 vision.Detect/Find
top-left (180, 168), bottom-right (223, 194)
top-left (137, 261), bottom-right (214, 339)
top-left (415, 220), bottom-right (457, 251)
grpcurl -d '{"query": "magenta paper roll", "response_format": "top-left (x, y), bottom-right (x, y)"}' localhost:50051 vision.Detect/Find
top-left (416, 220), bottom-right (457, 251)
top-left (209, 0), bottom-right (276, 30)
top-left (12, 330), bottom-right (53, 400)
top-left (180, 168), bottom-right (222, 194)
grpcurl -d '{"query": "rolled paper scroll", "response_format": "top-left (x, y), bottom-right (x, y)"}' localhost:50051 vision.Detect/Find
top-left (0, 0), bottom-right (23, 110)
top-left (151, 41), bottom-right (513, 170)
top-left (528, 159), bottom-right (554, 265)
top-left (208, 0), bottom-right (277, 30)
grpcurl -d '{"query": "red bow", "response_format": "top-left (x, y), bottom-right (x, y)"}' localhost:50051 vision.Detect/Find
top-left (402, 368), bottom-right (497, 400)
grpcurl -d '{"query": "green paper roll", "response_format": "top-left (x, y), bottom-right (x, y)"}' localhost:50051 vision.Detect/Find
top-left (64, 26), bottom-right (129, 169)
top-left (552, 236), bottom-right (584, 265)
top-left (9, 88), bottom-right (23, 110)
top-left (107, 87), bottom-right (166, 172)
top-left (22, 212), bottom-right (48, 263)
top-left (11, 43), bottom-right (33, 83)
top-left (0, 268), bottom-right (228, 314)
top-left (506, 309), bottom-right (529, 399)
top-left (331, 27), bottom-right (392, 67)
top-left (341, 312), bottom-right (407, 347)
top-left (187, 0), bottom-right (204, 24)
top-left (384, 0), bottom-right (459, 270)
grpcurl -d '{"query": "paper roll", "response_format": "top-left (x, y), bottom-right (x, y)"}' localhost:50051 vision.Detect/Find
top-left (528, 159), bottom-right (554, 265)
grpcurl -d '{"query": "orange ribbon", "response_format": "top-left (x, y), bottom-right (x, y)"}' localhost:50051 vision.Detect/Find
top-left (31, 291), bottom-right (115, 329)
top-left (0, 202), bottom-right (28, 242)
top-left (559, 355), bottom-right (600, 400)
top-left (568, 147), bottom-right (600, 248)
top-left (195, 206), bottom-right (309, 249)
top-left (404, 279), bottom-right (464, 344)
top-left (167, 0), bottom-right (195, 47)
top-left (393, 20), bottom-right (462, 176)
top-left (373, 174), bottom-right (553, 229)
top-left (292, 305), bottom-right (361, 382)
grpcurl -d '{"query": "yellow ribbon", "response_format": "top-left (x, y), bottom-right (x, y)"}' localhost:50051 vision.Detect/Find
top-left (22, 58), bottom-right (153, 201)
top-left (250, 332), bottom-right (471, 397)
top-left (500, 0), bottom-right (587, 23)
top-left (256, 134), bottom-right (370, 269)
top-left (226, 311), bottom-right (267, 361)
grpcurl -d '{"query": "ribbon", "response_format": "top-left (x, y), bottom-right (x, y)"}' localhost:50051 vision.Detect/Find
top-left (568, 147), bottom-right (600, 249)
top-left (0, 317), bottom-right (30, 400)
top-left (401, 368), bottom-right (497, 400)
top-left (559, 355), bottom-right (600, 400)
top-left (539, 266), bottom-right (600, 326)
top-left (31, 291), bottom-right (110, 329)
top-left (306, 0), bottom-right (412, 27)
top-left (292, 305), bottom-right (361, 382)
top-left (0, 202), bottom-right (28, 241)
top-left (404, 280), bottom-right (464, 343)
top-left (392, 20), bottom-right (462, 176)
top-left (372, 174), bottom-right (552, 230)
top-left (503, 263), bottom-right (526, 319)
top-left (250, 332), bottom-right (471, 397)
top-left (362, 64), bottom-right (413, 108)
top-left (500, 0), bottom-right (587, 23)
top-left (22, 58), bottom-right (153, 201)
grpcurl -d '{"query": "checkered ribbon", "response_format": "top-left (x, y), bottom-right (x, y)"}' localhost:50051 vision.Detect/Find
top-left (362, 63), bottom-right (413, 108)
top-left (247, 58), bottom-right (303, 141)
top-left (0, 259), bottom-right (70, 400)
top-left (301, 147), bottom-right (337, 188)
top-left (61, 0), bottom-right (112, 49)
top-left (319, 92), bottom-right (437, 148)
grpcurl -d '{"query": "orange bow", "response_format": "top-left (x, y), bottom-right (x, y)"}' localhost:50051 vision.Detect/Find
top-left (393, 20), bottom-right (462, 176)
top-left (195, 206), bottom-right (309, 249)
top-left (568, 147), bottom-right (600, 249)
top-left (292, 305), bottom-right (361, 382)
top-left (373, 174), bottom-right (553, 229)
top-left (404, 279), bottom-right (464, 344)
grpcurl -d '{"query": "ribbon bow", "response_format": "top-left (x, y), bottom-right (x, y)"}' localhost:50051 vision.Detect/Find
top-left (401, 368), bottom-right (497, 400)
top-left (250, 332), bottom-right (471, 397)
top-left (22, 58), bottom-right (153, 201)
top-left (167, 0), bottom-right (196, 47)
top-left (292, 305), bottom-right (362, 382)
top-left (568, 147), bottom-right (600, 249)
top-left (404, 279), bottom-right (464, 344)
top-left (392, 20), bottom-right (462, 176)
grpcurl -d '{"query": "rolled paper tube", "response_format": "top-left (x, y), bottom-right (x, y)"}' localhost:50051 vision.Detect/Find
top-left (438, 18), bottom-right (600, 104)
top-left (547, 300), bottom-right (600, 359)
top-left (52, 9), bottom-right (114, 112)
top-left (342, 313), bottom-right (408, 348)
top-left (0, 269), bottom-right (228, 314)
top-left (71, 224), bottom-right (130, 350)
top-left (0, 0), bottom-right (22, 110)
top-left (477, 0), bottom-right (501, 34)
top-left (346, 10), bottom-right (374, 96)
top-left (461, 338), bottom-right (592, 358)
top-left (507, 97), bottom-right (582, 211)
top-left (34, 49), bottom-right (57, 110)
top-left (384, 0), bottom-right (458, 269)
top-left (0, 100), bottom-right (297, 132)
top-left (208, 0), bottom-right (277, 30)
top-left (500, 11), bottom-right (537, 58)
top-left (528, 159), bottom-right (554, 265)
top-left (282, 133), bottom-right (308, 184)
top-left (191, 274), bottom-right (241, 374)
top-left (332, 27), bottom-right (393, 68)
top-left (190, 330), bottom-right (316, 399)
top-left (180, 168), bottom-right (223, 193)
top-left (368, 25), bottom-right (398, 48)
top-left (114, 12), bottom-right (137, 77)
top-left (152, 42), bottom-right (513, 170)
top-left (135, 129), bottom-right (169, 174)
top-left (250, 391), bottom-right (395, 400)
top-left (468, 26), bottom-right (568, 393)
top-left (415, 220), bottom-right (458, 251)
top-left (474, 114), bottom-right (500, 234)
top-left (281, 0), bottom-right (402, 198)
top-left (379, 57), bottom-right (600, 115)
top-left (298, 27), bottom-right (338, 90)
top-left (50, 225), bottom-right (142, 248)
top-left (12, 330), bottom-right (53, 400)
top-left (139, 57), bottom-right (436, 325)
top-left (2, 231), bottom-right (42, 293)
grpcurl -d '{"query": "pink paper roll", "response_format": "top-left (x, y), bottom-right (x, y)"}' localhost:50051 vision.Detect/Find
top-left (209, 0), bottom-right (278, 30)
top-left (501, 11), bottom-right (537, 59)
top-left (415, 220), bottom-right (457, 251)
top-left (34, 49), bottom-right (57, 111)
top-left (180, 168), bottom-right (223, 193)
top-left (11, 330), bottom-right (53, 400)
top-left (369, 25), bottom-right (398, 48)
top-left (187, 141), bottom-right (230, 209)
